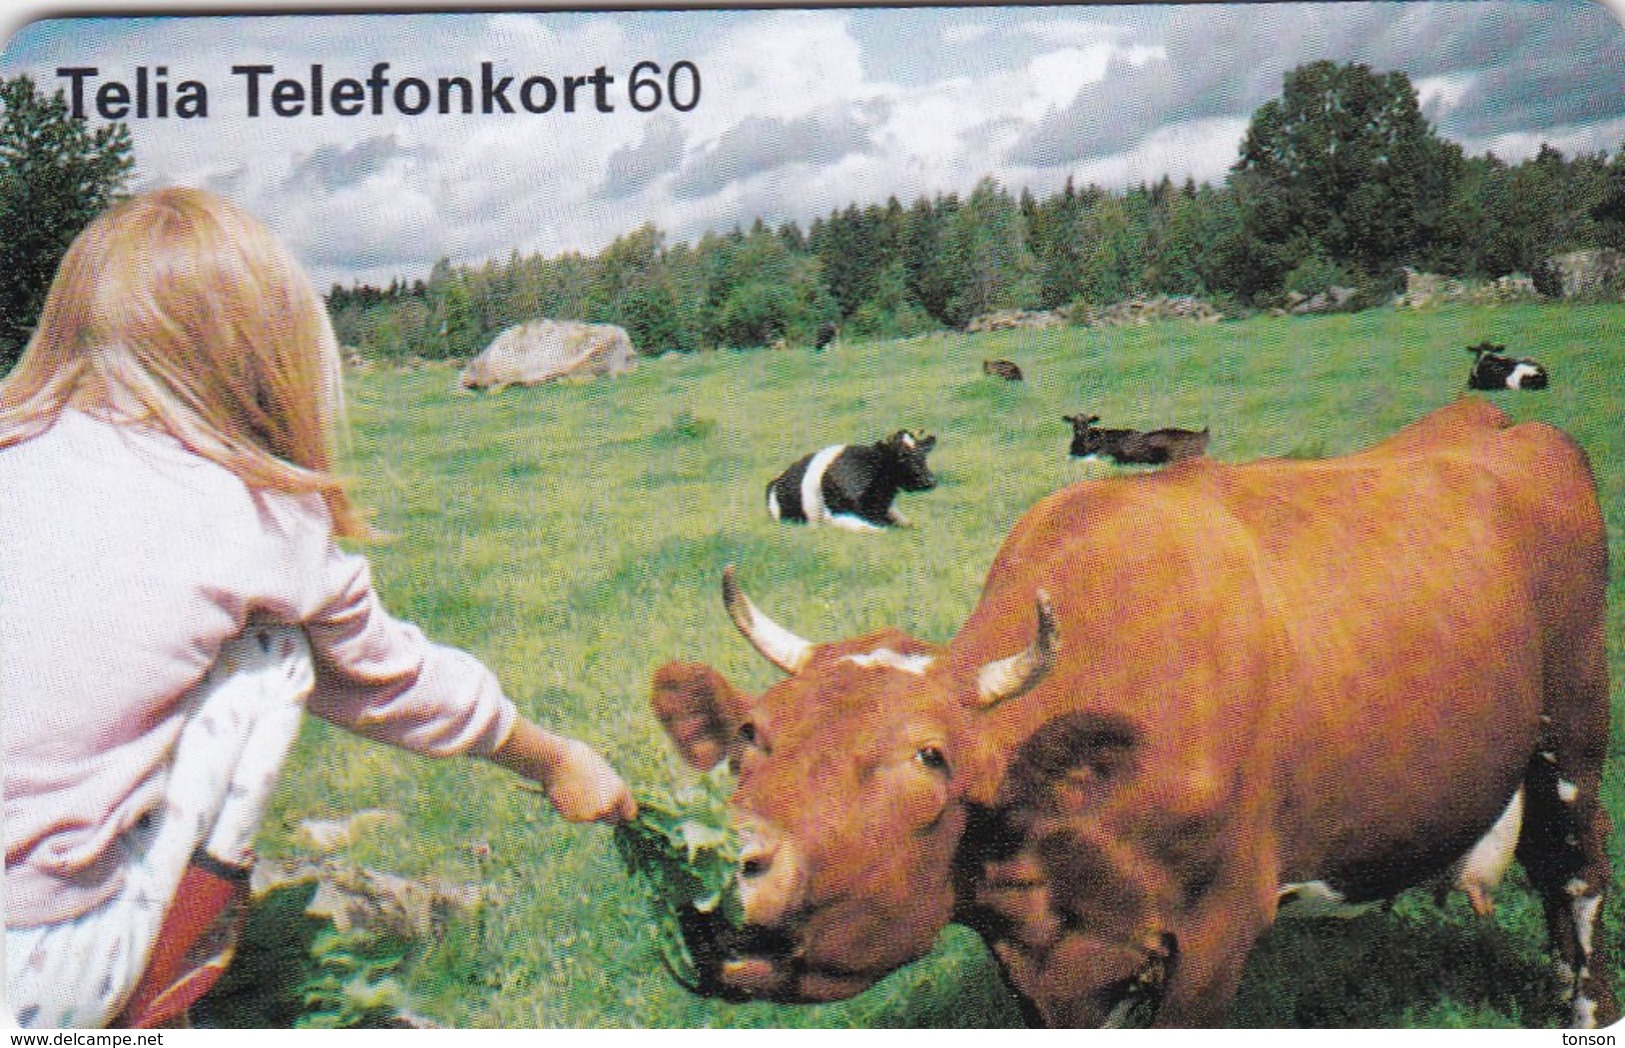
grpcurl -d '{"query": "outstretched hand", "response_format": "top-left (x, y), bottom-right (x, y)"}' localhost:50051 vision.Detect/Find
top-left (491, 719), bottom-right (637, 824)
top-left (542, 736), bottom-right (638, 823)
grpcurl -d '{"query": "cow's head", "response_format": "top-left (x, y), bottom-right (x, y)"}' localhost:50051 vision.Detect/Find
top-left (880, 430), bottom-right (937, 492)
top-left (1063, 414), bottom-right (1105, 458)
top-left (651, 566), bottom-right (1055, 1002)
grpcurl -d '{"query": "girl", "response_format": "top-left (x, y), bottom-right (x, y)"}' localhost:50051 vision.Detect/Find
top-left (1, 187), bottom-right (636, 1028)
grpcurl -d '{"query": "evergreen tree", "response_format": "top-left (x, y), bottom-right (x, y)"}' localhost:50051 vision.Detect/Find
top-left (810, 202), bottom-right (901, 321)
top-left (1029, 178), bottom-right (1088, 309)
top-left (1075, 194), bottom-right (1140, 305)
top-left (902, 194), bottom-right (957, 325)
top-left (588, 223), bottom-right (695, 353)
top-left (703, 223), bottom-right (834, 348)
top-left (424, 257), bottom-right (482, 359)
top-left (941, 177), bottom-right (1036, 326)
top-left (846, 260), bottom-right (932, 340)
top-left (1155, 179), bottom-right (1218, 296)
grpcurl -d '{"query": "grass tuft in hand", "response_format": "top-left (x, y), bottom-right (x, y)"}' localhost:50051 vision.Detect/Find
top-left (613, 763), bottom-right (744, 991)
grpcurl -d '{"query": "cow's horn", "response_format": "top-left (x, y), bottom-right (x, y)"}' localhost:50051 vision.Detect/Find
top-left (974, 590), bottom-right (1059, 707)
top-left (723, 565), bottom-right (814, 675)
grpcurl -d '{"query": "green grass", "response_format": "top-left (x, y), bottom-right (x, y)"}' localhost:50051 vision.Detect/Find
top-left (255, 303), bottom-right (1625, 1027)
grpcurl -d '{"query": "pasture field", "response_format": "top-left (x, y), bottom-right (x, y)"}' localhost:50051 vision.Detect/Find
top-left (258, 302), bottom-right (1625, 1028)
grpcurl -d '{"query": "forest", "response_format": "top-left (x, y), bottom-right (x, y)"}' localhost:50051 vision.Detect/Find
top-left (325, 61), bottom-right (1625, 361)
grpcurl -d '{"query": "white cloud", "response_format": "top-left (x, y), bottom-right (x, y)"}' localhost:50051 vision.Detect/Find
top-left (4, 2), bottom-right (1620, 291)
top-left (1024, 47), bottom-right (1114, 116)
top-left (1414, 72), bottom-right (1475, 124)
top-left (1068, 115), bottom-right (1251, 190)
top-left (1457, 115), bottom-right (1625, 165)
top-left (1021, 43), bottom-right (1165, 120)
top-left (692, 10), bottom-right (871, 132)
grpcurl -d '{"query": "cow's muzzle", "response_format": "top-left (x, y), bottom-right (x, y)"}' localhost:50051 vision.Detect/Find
top-left (674, 912), bottom-right (793, 1000)
top-left (671, 823), bottom-right (831, 1001)
top-left (677, 913), bottom-right (878, 1003)
top-left (718, 945), bottom-right (881, 1003)
top-left (675, 830), bottom-right (883, 1003)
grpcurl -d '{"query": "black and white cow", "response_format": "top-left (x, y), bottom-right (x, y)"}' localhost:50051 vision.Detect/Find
top-left (766, 430), bottom-right (937, 531)
top-left (814, 322), bottom-right (839, 351)
top-left (1064, 414), bottom-right (1210, 465)
top-left (1467, 342), bottom-right (1549, 390)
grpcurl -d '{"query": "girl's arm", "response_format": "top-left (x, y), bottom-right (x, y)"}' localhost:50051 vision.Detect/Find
top-left (279, 511), bottom-right (636, 823)
top-left (489, 719), bottom-right (637, 824)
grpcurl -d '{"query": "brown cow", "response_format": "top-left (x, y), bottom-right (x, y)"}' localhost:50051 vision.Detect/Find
top-left (651, 398), bottom-right (1615, 1027)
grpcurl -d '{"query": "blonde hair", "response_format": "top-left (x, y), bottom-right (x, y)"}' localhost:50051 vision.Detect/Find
top-left (0, 186), bottom-right (364, 536)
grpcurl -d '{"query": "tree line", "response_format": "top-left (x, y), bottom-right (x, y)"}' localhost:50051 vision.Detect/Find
top-left (5, 61), bottom-right (1625, 373)
top-left (330, 61), bottom-right (1625, 360)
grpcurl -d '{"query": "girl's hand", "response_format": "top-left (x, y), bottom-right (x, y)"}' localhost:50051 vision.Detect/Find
top-left (541, 736), bottom-right (638, 824)
top-left (491, 720), bottom-right (637, 824)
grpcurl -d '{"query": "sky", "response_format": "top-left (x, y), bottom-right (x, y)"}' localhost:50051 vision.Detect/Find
top-left (5, 2), bottom-right (1625, 292)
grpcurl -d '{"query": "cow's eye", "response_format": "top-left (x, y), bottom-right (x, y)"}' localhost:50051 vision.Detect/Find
top-left (728, 723), bottom-right (763, 775)
top-left (915, 745), bottom-right (949, 773)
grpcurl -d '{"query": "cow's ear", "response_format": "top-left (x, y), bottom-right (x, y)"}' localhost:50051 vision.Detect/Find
top-left (999, 711), bottom-right (1141, 815)
top-left (978, 712), bottom-right (1171, 1023)
top-left (994, 713), bottom-right (1151, 922)
top-left (918, 434), bottom-right (937, 451)
top-left (651, 661), bottom-right (756, 771)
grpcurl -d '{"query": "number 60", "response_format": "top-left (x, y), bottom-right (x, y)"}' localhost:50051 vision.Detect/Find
top-left (629, 61), bottom-right (702, 112)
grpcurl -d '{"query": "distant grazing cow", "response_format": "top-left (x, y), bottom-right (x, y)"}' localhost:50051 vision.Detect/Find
top-left (1467, 342), bottom-right (1548, 390)
top-left (652, 399), bottom-right (1614, 1028)
top-left (766, 430), bottom-right (937, 531)
top-left (815, 323), bottom-right (839, 351)
top-left (984, 359), bottom-right (1024, 382)
top-left (1064, 414), bottom-right (1209, 465)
